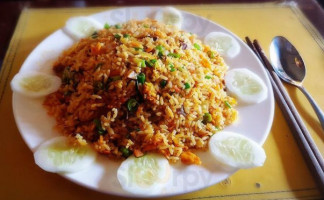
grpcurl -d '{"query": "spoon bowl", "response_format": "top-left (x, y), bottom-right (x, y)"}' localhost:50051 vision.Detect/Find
top-left (270, 36), bottom-right (324, 130)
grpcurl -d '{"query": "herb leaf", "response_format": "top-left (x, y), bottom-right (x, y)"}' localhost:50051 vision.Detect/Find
top-left (184, 82), bottom-right (190, 89)
top-left (202, 113), bottom-right (212, 124)
top-left (127, 98), bottom-right (138, 112)
top-left (225, 101), bottom-right (232, 108)
top-left (194, 43), bottom-right (201, 50)
top-left (104, 23), bottom-right (110, 29)
top-left (137, 73), bottom-right (146, 84)
top-left (160, 79), bottom-right (167, 88)
top-left (93, 119), bottom-right (105, 135)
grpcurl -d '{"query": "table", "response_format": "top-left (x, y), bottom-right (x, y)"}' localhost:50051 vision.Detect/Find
top-left (1, 1), bottom-right (324, 199)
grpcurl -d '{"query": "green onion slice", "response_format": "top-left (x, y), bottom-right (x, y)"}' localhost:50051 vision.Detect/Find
top-left (127, 98), bottom-right (138, 112)
top-left (137, 73), bottom-right (146, 84)
top-left (184, 82), bottom-right (190, 89)
top-left (207, 51), bottom-right (215, 58)
top-left (104, 23), bottom-right (110, 29)
top-left (146, 59), bottom-right (157, 67)
top-left (114, 34), bottom-right (121, 40)
top-left (110, 76), bottom-right (121, 81)
top-left (93, 119), bottom-right (105, 135)
top-left (120, 147), bottom-right (132, 158)
top-left (225, 101), bottom-right (232, 108)
top-left (168, 53), bottom-right (181, 58)
top-left (156, 45), bottom-right (165, 52)
top-left (203, 113), bottom-right (212, 124)
top-left (160, 79), bottom-right (167, 88)
top-left (194, 43), bottom-right (201, 50)
top-left (91, 31), bottom-right (98, 39)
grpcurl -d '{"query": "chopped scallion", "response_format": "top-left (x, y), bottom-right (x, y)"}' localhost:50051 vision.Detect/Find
top-left (158, 52), bottom-right (163, 58)
top-left (156, 45), bottom-right (165, 58)
top-left (91, 31), bottom-right (98, 39)
top-left (169, 63), bottom-right (176, 72)
top-left (127, 98), bottom-right (138, 112)
top-left (225, 101), bottom-right (232, 108)
top-left (160, 79), bottom-right (167, 88)
top-left (156, 45), bottom-right (164, 52)
top-left (93, 119), bottom-right (105, 135)
top-left (205, 75), bottom-right (212, 79)
top-left (140, 59), bottom-right (146, 68)
top-left (134, 47), bottom-right (143, 51)
top-left (114, 34), bottom-right (121, 40)
top-left (202, 113), bottom-right (212, 124)
top-left (137, 73), bottom-right (146, 84)
top-left (115, 24), bottom-right (121, 29)
top-left (104, 23), bottom-right (110, 29)
top-left (184, 82), bottom-right (190, 89)
top-left (120, 147), bottom-right (132, 158)
top-left (134, 58), bottom-right (145, 67)
top-left (168, 53), bottom-right (181, 58)
top-left (110, 76), bottom-right (121, 81)
top-left (193, 43), bottom-right (201, 50)
top-left (146, 59), bottom-right (157, 67)
top-left (207, 51), bottom-right (215, 58)
top-left (123, 34), bottom-right (130, 38)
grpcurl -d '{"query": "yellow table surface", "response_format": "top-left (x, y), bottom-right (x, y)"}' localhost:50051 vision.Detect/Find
top-left (1, 3), bottom-right (324, 200)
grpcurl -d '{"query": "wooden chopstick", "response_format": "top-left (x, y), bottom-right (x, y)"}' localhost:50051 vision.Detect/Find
top-left (252, 39), bottom-right (324, 170)
top-left (245, 37), bottom-right (324, 193)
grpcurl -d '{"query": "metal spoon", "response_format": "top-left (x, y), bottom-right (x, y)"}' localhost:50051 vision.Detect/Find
top-left (270, 36), bottom-right (324, 130)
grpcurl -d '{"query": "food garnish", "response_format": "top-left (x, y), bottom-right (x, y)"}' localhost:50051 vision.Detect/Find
top-left (155, 7), bottom-right (183, 29)
top-left (64, 16), bottom-right (102, 40)
top-left (11, 71), bottom-right (61, 98)
top-left (209, 131), bottom-right (266, 169)
top-left (204, 32), bottom-right (241, 58)
top-left (225, 68), bottom-right (268, 104)
top-left (117, 154), bottom-right (170, 195)
top-left (34, 136), bottom-right (96, 173)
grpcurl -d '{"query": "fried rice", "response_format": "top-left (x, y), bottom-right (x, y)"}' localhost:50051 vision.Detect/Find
top-left (43, 18), bottom-right (238, 164)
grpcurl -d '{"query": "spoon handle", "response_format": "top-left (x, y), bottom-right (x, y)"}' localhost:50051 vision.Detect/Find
top-left (299, 86), bottom-right (324, 130)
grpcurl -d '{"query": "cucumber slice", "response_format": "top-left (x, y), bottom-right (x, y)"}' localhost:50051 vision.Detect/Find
top-left (11, 71), bottom-right (61, 98)
top-left (225, 68), bottom-right (268, 104)
top-left (155, 7), bottom-right (183, 29)
top-left (117, 153), bottom-right (170, 195)
top-left (209, 131), bottom-right (266, 169)
top-left (34, 137), bottom-right (96, 173)
top-left (204, 32), bottom-right (241, 58)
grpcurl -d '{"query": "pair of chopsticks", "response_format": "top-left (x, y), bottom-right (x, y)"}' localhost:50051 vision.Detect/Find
top-left (245, 37), bottom-right (324, 193)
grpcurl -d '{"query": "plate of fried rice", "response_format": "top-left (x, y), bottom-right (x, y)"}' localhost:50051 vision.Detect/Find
top-left (12, 6), bottom-right (274, 197)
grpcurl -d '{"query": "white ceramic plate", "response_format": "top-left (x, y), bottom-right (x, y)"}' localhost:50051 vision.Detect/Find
top-left (12, 6), bottom-right (274, 198)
